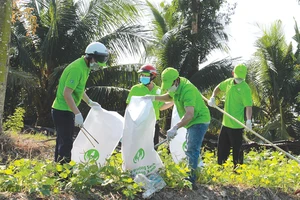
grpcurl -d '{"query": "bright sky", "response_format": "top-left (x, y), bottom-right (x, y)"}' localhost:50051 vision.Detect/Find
top-left (149, 0), bottom-right (300, 65)
top-left (205, 0), bottom-right (300, 64)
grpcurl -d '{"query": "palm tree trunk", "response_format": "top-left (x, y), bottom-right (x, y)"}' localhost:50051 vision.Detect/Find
top-left (0, 0), bottom-right (12, 133)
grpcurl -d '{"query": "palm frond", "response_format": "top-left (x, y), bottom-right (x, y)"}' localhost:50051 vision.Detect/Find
top-left (189, 58), bottom-right (234, 91)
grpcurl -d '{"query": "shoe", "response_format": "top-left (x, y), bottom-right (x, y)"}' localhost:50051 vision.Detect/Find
top-left (183, 177), bottom-right (197, 190)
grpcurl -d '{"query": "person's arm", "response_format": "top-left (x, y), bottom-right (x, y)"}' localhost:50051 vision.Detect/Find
top-left (159, 102), bottom-right (174, 111)
top-left (246, 106), bottom-right (252, 120)
top-left (207, 84), bottom-right (221, 107)
top-left (82, 92), bottom-right (90, 104)
top-left (64, 87), bottom-right (80, 114)
top-left (174, 106), bottom-right (194, 129)
top-left (211, 84), bottom-right (221, 97)
top-left (155, 93), bottom-right (173, 102)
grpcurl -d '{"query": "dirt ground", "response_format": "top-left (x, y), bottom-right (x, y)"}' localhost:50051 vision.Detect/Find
top-left (1, 133), bottom-right (300, 200)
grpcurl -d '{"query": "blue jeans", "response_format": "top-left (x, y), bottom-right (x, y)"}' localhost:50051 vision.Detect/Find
top-left (185, 123), bottom-right (209, 182)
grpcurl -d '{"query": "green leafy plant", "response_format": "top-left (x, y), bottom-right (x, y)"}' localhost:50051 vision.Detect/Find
top-left (3, 107), bottom-right (25, 132)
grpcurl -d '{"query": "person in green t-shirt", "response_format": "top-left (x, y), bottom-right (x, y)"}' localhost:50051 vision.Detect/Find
top-left (126, 64), bottom-right (173, 147)
top-left (51, 42), bottom-right (109, 163)
top-left (142, 67), bottom-right (211, 187)
top-left (207, 64), bottom-right (253, 169)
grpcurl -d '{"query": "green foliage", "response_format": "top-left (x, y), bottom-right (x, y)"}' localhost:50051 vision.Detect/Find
top-left (199, 149), bottom-right (300, 193)
top-left (157, 144), bottom-right (192, 189)
top-left (3, 107), bottom-right (25, 131)
top-left (1, 147), bottom-right (300, 198)
top-left (249, 20), bottom-right (300, 140)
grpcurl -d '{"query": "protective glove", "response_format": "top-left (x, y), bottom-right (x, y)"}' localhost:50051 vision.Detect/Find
top-left (141, 95), bottom-right (156, 102)
top-left (88, 99), bottom-right (101, 108)
top-left (74, 113), bottom-right (84, 128)
top-left (167, 125), bottom-right (178, 141)
top-left (246, 119), bottom-right (252, 131)
top-left (207, 97), bottom-right (216, 107)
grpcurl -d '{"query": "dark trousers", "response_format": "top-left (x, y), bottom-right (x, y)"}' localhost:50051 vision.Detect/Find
top-left (154, 121), bottom-right (160, 146)
top-left (52, 108), bottom-right (75, 164)
top-left (217, 126), bottom-right (243, 167)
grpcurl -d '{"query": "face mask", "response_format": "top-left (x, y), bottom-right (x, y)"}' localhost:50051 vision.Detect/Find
top-left (90, 62), bottom-right (99, 71)
top-left (234, 78), bottom-right (244, 84)
top-left (140, 77), bottom-right (150, 85)
top-left (168, 84), bottom-right (178, 92)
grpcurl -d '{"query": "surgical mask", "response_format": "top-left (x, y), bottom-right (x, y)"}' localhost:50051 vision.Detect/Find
top-left (168, 84), bottom-right (178, 92)
top-left (140, 77), bottom-right (150, 85)
top-left (234, 78), bottom-right (244, 84)
top-left (90, 62), bottom-right (99, 71)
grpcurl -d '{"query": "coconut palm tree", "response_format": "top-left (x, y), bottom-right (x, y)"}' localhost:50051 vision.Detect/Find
top-left (143, 0), bottom-right (237, 132)
top-left (248, 20), bottom-right (300, 141)
top-left (0, 0), bottom-right (12, 133)
top-left (6, 0), bottom-right (152, 127)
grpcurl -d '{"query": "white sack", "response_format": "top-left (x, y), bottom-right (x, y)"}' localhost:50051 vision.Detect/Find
top-left (71, 106), bottom-right (123, 166)
top-left (169, 105), bottom-right (187, 163)
top-left (122, 96), bottom-right (163, 176)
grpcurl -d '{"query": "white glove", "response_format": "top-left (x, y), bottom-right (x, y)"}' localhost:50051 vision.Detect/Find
top-left (167, 125), bottom-right (178, 141)
top-left (141, 95), bottom-right (155, 102)
top-left (74, 113), bottom-right (84, 128)
top-left (246, 119), bottom-right (252, 131)
top-left (207, 97), bottom-right (216, 107)
top-left (88, 99), bottom-right (101, 108)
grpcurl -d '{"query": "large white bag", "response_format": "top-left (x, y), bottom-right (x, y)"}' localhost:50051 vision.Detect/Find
top-left (122, 96), bottom-right (163, 176)
top-left (169, 105), bottom-right (187, 164)
top-left (71, 106), bottom-right (123, 166)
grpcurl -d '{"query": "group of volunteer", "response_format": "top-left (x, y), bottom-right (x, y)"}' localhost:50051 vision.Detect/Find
top-left (51, 42), bottom-right (253, 187)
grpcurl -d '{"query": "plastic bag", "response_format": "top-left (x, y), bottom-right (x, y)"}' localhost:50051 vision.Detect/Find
top-left (71, 105), bottom-right (124, 165)
top-left (122, 96), bottom-right (163, 176)
top-left (134, 173), bottom-right (166, 199)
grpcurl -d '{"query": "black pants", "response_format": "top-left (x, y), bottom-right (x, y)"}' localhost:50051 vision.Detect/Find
top-left (52, 108), bottom-right (75, 164)
top-left (154, 121), bottom-right (160, 147)
top-left (217, 126), bottom-right (243, 167)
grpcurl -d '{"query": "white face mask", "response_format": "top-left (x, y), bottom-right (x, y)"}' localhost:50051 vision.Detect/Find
top-left (168, 84), bottom-right (178, 92)
top-left (234, 78), bottom-right (244, 84)
top-left (90, 62), bottom-right (99, 71)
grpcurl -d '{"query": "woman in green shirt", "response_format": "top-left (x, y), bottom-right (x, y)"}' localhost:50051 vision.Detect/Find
top-left (126, 64), bottom-right (173, 147)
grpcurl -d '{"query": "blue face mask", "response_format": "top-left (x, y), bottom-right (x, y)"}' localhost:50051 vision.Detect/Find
top-left (140, 76), bottom-right (150, 85)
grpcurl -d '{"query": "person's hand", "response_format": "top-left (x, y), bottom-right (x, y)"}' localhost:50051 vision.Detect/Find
top-left (141, 95), bottom-right (155, 102)
top-left (167, 125), bottom-right (178, 141)
top-left (246, 119), bottom-right (252, 131)
top-left (88, 99), bottom-right (101, 108)
top-left (75, 113), bottom-right (84, 127)
top-left (207, 97), bottom-right (216, 107)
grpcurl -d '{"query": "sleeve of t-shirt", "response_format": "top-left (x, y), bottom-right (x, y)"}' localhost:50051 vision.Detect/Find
top-left (64, 70), bottom-right (81, 90)
top-left (126, 87), bottom-right (135, 104)
top-left (126, 86), bottom-right (141, 104)
top-left (218, 79), bottom-right (229, 92)
top-left (242, 86), bottom-right (253, 107)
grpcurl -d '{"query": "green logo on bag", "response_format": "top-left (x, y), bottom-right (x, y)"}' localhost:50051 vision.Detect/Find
top-left (182, 141), bottom-right (187, 151)
top-left (84, 149), bottom-right (100, 161)
top-left (133, 148), bottom-right (145, 163)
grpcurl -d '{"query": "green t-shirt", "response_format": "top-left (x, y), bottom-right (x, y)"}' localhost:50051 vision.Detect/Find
top-left (219, 78), bottom-right (253, 128)
top-left (126, 83), bottom-right (164, 120)
top-left (52, 57), bottom-right (90, 111)
top-left (173, 77), bottom-right (211, 128)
